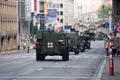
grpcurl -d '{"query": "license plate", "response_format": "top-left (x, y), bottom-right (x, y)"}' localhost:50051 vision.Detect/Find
top-left (73, 45), bottom-right (77, 48)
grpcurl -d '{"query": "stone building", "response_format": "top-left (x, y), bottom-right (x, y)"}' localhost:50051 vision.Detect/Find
top-left (0, 0), bottom-right (18, 53)
top-left (113, 0), bottom-right (120, 24)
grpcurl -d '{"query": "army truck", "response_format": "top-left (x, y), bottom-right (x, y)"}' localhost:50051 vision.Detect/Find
top-left (83, 35), bottom-right (91, 49)
top-left (78, 35), bottom-right (86, 52)
top-left (66, 29), bottom-right (80, 54)
top-left (35, 30), bottom-right (69, 61)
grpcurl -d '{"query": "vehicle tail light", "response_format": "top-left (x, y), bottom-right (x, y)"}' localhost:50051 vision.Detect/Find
top-left (58, 40), bottom-right (65, 45)
top-left (35, 42), bottom-right (39, 45)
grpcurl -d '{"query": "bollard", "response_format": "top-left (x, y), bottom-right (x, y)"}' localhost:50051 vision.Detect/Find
top-left (109, 32), bottom-right (114, 76)
top-left (109, 55), bottom-right (114, 76)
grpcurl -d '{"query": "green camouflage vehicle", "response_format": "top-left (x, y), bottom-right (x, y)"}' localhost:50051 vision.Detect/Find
top-left (83, 35), bottom-right (91, 49)
top-left (35, 30), bottom-right (69, 61)
top-left (66, 29), bottom-right (80, 54)
top-left (78, 35), bottom-right (86, 52)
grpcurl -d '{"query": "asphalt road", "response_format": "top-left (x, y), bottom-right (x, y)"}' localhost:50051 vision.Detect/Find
top-left (0, 41), bottom-right (106, 80)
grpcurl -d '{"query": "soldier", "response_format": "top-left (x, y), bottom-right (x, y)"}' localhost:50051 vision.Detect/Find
top-left (26, 41), bottom-right (30, 53)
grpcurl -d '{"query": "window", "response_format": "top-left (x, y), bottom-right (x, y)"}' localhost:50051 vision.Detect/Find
top-left (48, 2), bottom-right (52, 8)
top-left (20, 2), bottom-right (25, 18)
top-left (57, 18), bottom-right (59, 21)
top-left (60, 19), bottom-right (63, 23)
top-left (60, 3), bottom-right (63, 8)
top-left (60, 11), bottom-right (63, 15)
top-left (57, 4), bottom-right (59, 8)
top-left (39, 2), bottom-right (44, 13)
top-left (57, 11), bottom-right (59, 15)
top-left (117, 0), bottom-right (120, 15)
top-left (53, 4), bottom-right (55, 8)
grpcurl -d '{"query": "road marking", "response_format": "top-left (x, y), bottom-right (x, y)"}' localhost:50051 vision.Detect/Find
top-left (66, 66), bottom-right (96, 69)
top-left (96, 59), bottom-right (106, 80)
top-left (38, 68), bottom-right (43, 71)
top-left (0, 76), bottom-right (95, 79)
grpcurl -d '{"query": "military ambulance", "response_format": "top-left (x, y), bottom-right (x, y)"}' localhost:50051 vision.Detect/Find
top-left (35, 30), bottom-right (69, 61)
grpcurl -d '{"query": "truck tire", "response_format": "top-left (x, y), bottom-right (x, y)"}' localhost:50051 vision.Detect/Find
top-left (36, 45), bottom-right (42, 61)
top-left (75, 49), bottom-right (79, 54)
top-left (36, 51), bottom-right (45, 61)
top-left (39, 54), bottom-right (45, 61)
top-left (36, 52), bottom-right (41, 61)
top-left (81, 48), bottom-right (85, 52)
top-left (62, 49), bottom-right (69, 61)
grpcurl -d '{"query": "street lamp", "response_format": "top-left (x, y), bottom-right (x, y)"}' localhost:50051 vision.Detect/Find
top-left (109, 11), bottom-right (112, 33)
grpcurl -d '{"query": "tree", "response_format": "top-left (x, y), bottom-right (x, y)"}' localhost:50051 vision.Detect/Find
top-left (97, 5), bottom-right (112, 19)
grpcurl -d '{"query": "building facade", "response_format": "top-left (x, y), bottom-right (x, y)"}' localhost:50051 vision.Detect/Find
top-left (46, 0), bottom-right (74, 30)
top-left (18, 0), bottom-right (33, 38)
top-left (113, 0), bottom-right (120, 25)
top-left (0, 0), bottom-right (18, 52)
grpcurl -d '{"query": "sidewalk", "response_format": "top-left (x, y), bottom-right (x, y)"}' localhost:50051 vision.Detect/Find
top-left (0, 44), bottom-right (34, 55)
top-left (0, 49), bottom-right (25, 55)
top-left (101, 57), bottom-right (120, 80)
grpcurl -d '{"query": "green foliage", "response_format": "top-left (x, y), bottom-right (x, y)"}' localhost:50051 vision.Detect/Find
top-left (97, 5), bottom-right (112, 19)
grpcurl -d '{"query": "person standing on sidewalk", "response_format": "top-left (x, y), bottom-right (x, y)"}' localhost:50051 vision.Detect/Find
top-left (26, 41), bottom-right (30, 53)
top-left (112, 41), bottom-right (117, 57)
top-left (104, 40), bottom-right (109, 56)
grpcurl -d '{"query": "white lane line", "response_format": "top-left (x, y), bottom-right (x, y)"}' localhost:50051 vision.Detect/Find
top-left (0, 76), bottom-right (94, 79)
top-left (96, 59), bottom-right (106, 80)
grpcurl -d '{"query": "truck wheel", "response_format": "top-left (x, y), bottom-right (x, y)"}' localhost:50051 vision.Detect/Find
top-left (81, 48), bottom-right (85, 52)
top-left (87, 46), bottom-right (90, 49)
top-left (75, 49), bottom-right (79, 54)
top-left (36, 52), bottom-right (41, 61)
top-left (36, 52), bottom-right (45, 61)
top-left (39, 54), bottom-right (45, 61)
top-left (62, 49), bottom-right (69, 61)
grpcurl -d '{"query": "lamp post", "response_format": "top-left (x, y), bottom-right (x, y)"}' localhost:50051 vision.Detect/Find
top-left (109, 11), bottom-right (112, 33)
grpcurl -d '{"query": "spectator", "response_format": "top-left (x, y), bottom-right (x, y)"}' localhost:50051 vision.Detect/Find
top-left (112, 41), bottom-right (117, 57)
top-left (104, 40), bottom-right (109, 56)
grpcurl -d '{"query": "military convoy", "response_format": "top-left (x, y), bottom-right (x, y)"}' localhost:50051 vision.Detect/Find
top-left (35, 27), bottom-right (92, 61)
top-left (35, 30), bottom-right (69, 61)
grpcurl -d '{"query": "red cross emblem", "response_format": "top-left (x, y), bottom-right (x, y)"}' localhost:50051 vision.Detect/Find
top-left (48, 42), bottom-right (53, 48)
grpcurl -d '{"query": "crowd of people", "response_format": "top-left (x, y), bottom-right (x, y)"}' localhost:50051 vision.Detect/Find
top-left (104, 38), bottom-right (120, 57)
